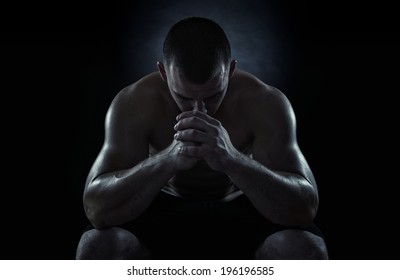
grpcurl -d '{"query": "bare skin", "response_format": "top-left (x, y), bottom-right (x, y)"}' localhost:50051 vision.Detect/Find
top-left (76, 60), bottom-right (328, 259)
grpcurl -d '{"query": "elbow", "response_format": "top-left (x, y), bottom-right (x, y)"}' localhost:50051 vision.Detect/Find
top-left (289, 192), bottom-right (319, 227)
top-left (83, 190), bottom-right (143, 229)
top-left (84, 203), bottom-right (105, 230)
top-left (84, 205), bottom-right (108, 229)
top-left (274, 206), bottom-right (316, 228)
top-left (83, 192), bottom-right (109, 229)
top-left (292, 181), bottom-right (319, 226)
top-left (273, 192), bottom-right (319, 227)
top-left (293, 205), bottom-right (317, 227)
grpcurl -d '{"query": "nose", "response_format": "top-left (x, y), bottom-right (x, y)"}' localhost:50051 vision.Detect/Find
top-left (193, 100), bottom-right (207, 113)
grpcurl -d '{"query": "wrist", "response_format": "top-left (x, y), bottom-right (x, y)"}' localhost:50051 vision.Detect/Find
top-left (160, 140), bottom-right (199, 173)
top-left (157, 148), bottom-right (180, 175)
top-left (221, 148), bottom-right (243, 175)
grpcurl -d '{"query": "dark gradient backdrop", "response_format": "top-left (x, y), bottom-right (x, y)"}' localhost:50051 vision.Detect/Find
top-left (1, 0), bottom-right (398, 260)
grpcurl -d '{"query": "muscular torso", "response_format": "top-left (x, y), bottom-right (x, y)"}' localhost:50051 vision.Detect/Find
top-left (145, 70), bottom-right (257, 200)
top-left (86, 67), bottom-right (316, 228)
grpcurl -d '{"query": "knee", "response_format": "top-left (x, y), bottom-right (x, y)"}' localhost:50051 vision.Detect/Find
top-left (76, 227), bottom-right (150, 260)
top-left (255, 229), bottom-right (329, 260)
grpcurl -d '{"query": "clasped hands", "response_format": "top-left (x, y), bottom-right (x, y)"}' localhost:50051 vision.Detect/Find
top-left (172, 110), bottom-right (238, 172)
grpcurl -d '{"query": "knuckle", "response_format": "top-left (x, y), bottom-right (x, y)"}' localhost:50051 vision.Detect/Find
top-left (189, 129), bottom-right (196, 137)
top-left (190, 116), bottom-right (198, 123)
top-left (175, 122), bottom-right (182, 130)
top-left (210, 126), bottom-right (219, 134)
top-left (180, 118), bottom-right (188, 126)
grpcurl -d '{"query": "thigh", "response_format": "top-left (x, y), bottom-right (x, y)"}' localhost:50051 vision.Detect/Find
top-left (255, 229), bottom-right (329, 259)
top-left (210, 195), bottom-right (326, 259)
top-left (76, 227), bottom-right (150, 259)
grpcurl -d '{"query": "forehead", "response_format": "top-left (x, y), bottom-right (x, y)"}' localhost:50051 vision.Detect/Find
top-left (167, 63), bottom-right (227, 95)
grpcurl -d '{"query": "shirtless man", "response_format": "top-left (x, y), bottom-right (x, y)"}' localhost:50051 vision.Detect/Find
top-left (76, 16), bottom-right (328, 260)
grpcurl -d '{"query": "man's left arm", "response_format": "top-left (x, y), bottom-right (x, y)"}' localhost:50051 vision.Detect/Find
top-left (174, 91), bottom-right (319, 227)
top-left (228, 90), bottom-right (319, 227)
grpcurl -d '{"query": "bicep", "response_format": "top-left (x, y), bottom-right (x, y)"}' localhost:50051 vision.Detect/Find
top-left (251, 93), bottom-right (316, 185)
top-left (253, 135), bottom-right (315, 184)
top-left (87, 92), bottom-right (150, 183)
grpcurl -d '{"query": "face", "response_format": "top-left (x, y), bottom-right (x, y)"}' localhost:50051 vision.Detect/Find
top-left (161, 61), bottom-right (232, 115)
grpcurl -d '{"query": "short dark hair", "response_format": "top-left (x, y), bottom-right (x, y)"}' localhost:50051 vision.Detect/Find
top-left (163, 16), bottom-right (231, 84)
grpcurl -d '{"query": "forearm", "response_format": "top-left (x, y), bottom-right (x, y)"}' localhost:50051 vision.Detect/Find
top-left (225, 153), bottom-right (318, 226)
top-left (84, 150), bottom-right (175, 228)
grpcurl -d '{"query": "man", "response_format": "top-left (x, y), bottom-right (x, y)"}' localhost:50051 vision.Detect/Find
top-left (76, 16), bottom-right (328, 260)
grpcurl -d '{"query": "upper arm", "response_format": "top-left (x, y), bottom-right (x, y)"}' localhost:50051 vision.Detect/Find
top-left (251, 87), bottom-right (317, 187)
top-left (85, 86), bottom-right (151, 185)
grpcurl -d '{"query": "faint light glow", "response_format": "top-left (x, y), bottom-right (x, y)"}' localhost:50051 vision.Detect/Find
top-left (120, 0), bottom-right (295, 88)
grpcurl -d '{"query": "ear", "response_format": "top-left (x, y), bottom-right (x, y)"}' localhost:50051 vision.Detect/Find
top-left (228, 59), bottom-right (237, 79)
top-left (157, 61), bottom-right (167, 82)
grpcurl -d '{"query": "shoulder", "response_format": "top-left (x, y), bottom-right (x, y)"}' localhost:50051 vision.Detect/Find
top-left (232, 70), bottom-right (295, 125)
top-left (106, 72), bottom-right (166, 125)
top-left (110, 72), bottom-right (165, 111)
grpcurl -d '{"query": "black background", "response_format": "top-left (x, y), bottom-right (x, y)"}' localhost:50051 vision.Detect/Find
top-left (1, 0), bottom-right (398, 260)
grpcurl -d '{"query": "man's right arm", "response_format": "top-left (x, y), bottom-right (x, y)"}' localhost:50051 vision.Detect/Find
top-left (83, 86), bottom-right (196, 229)
top-left (84, 148), bottom-right (176, 229)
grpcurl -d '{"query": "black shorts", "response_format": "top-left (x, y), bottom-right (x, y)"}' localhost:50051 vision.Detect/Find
top-left (84, 191), bottom-right (324, 260)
